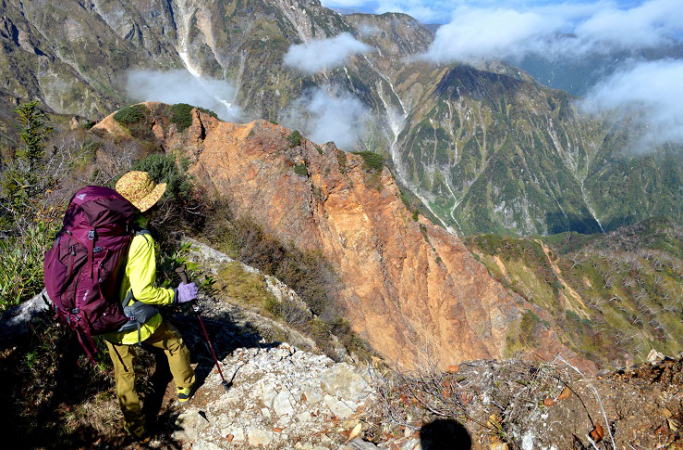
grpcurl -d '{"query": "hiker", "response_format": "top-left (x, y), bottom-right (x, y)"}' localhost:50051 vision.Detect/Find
top-left (103, 170), bottom-right (199, 440)
top-left (44, 170), bottom-right (199, 441)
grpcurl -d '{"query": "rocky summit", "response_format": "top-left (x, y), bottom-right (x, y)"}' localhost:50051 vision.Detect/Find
top-left (3, 235), bottom-right (682, 448)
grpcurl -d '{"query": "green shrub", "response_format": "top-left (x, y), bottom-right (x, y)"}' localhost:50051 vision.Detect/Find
top-left (197, 106), bottom-right (218, 119)
top-left (131, 153), bottom-right (192, 203)
top-left (287, 130), bottom-right (302, 148)
top-left (336, 150), bottom-right (348, 173)
top-left (0, 220), bottom-right (57, 311)
top-left (14, 101), bottom-right (53, 167)
top-left (1, 102), bottom-right (53, 229)
top-left (170, 103), bottom-right (194, 131)
top-left (169, 103), bottom-right (219, 131)
top-left (352, 151), bottom-right (384, 171)
top-left (125, 152), bottom-right (209, 236)
top-left (293, 164), bottom-right (308, 177)
top-left (0, 102), bottom-right (59, 310)
top-left (216, 262), bottom-right (277, 310)
top-left (113, 104), bottom-right (148, 125)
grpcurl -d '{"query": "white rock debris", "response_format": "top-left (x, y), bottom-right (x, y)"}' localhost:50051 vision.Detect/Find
top-left (173, 343), bottom-right (376, 449)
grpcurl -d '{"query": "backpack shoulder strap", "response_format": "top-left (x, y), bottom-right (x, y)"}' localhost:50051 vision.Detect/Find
top-left (134, 229), bottom-right (154, 246)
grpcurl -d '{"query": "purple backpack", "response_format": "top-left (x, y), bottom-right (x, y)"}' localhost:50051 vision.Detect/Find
top-left (44, 186), bottom-right (137, 359)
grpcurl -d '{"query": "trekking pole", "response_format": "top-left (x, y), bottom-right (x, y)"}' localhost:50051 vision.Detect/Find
top-left (176, 267), bottom-right (231, 391)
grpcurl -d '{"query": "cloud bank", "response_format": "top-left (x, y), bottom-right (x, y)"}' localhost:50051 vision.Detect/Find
top-left (126, 70), bottom-right (242, 121)
top-left (424, 0), bottom-right (683, 63)
top-left (281, 88), bottom-right (371, 150)
top-left (580, 59), bottom-right (683, 149)
top-left (283, 33), bottom-right (373, 74)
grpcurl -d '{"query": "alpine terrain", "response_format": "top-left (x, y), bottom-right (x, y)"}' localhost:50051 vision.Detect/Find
top-left (0, 0), bottom-right (682, 448)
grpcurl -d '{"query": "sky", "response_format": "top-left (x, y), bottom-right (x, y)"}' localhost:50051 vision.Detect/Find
top-left (322, 0), bottom-right (658, 24)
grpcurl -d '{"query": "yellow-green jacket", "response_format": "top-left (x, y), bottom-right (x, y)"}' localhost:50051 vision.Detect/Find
top-left (104, 231), bottom-right (175, 345)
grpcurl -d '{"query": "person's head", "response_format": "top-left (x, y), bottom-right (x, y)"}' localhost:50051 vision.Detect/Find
top-left (115, 171), bottom-right (167, 217)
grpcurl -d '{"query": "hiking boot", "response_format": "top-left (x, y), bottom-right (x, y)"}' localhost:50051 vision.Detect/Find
top-left (124, 420), bottom-right (150, 443)
top-left (177, 385), bottom-right (193, 403)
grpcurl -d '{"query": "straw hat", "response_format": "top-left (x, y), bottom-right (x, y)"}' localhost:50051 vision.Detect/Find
top-left (115, 171), bottom-right (167, 212)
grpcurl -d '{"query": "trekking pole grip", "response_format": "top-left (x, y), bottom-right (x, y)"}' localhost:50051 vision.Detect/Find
top-left (175, 266), bottom-right (189, 284)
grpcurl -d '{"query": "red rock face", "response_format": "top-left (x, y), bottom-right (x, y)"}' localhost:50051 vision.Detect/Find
top-left (97, 104), bottom-right (592, 371)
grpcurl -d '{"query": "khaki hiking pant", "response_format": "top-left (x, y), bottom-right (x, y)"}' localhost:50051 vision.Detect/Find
top-left (105, 320), bottom-right (195, 428)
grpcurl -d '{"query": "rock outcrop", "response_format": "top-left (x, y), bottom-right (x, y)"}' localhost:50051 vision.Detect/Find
top-left (94, 103), bottom-right (590, 371)
top-left (174, 344), bottom-right (376, 449)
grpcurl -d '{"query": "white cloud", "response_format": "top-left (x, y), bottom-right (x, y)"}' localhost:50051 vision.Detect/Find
top-left (126, 70), bottom-right (242, 121)
top-left (283, 33), bottom-right (373, 74)
top-left (576, 0), bottom-right (683, 50)
top-left (580, 59), bottom-right (683, 150)
top-left (281, 88), bottom-right (371, 150)
top-left (426, 8), bottom-right (563, 63)
top-left (423, 0), bottom-right (683, 63)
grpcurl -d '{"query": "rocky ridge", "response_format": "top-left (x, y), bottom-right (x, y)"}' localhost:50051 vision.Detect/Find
top-left (93, 102), bottom-right (599, 372)
top-left (172, 340), bottom-right (683, 449)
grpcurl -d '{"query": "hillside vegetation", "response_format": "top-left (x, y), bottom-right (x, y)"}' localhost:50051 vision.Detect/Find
top-left (466, 217), bottom-right (683, 366)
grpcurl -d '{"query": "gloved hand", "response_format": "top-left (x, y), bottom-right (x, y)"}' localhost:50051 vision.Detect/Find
top-left (176, 282), bottom-right (199, 304)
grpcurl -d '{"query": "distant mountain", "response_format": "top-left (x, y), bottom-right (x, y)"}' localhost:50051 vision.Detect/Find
top-left (516, 43), bottom-right (683, 96)
top-left (0, 0), bottom-right (680, 235)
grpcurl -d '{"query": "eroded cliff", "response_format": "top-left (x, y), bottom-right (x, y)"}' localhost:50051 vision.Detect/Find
top-left (94, 103), bottom-right (591, 371)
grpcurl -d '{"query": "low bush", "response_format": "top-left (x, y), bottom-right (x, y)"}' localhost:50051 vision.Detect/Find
top-left (198, 106), bottom-right (218, 119)
top-left (0, 220), bottom-right (58, 310)
top-left (352, 151), bottom-right (384, 171)
top-left (132, 153), bottom-right (192, 203)
top-left (293, 164), bottom-right (308, 177)
top-left (126, 152), bottom-right (207, 235)
top-left (170, 103), bottom-right (219, 132)
top-left (170, 103), bottom-right (193, 131)
top-left (113, 104), bottom-right (148, 125)
top-left (216, 261), bottom-right (277, 310)
top-left (287, 130), bottom-right (302, 148)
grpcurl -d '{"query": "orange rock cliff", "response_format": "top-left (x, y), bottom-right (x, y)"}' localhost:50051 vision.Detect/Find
top-left (95, 104), bottom-right (593, 371)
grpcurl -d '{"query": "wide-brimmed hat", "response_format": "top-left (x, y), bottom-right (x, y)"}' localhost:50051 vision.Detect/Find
top-left (115, 171), bottom-right (167, 212)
